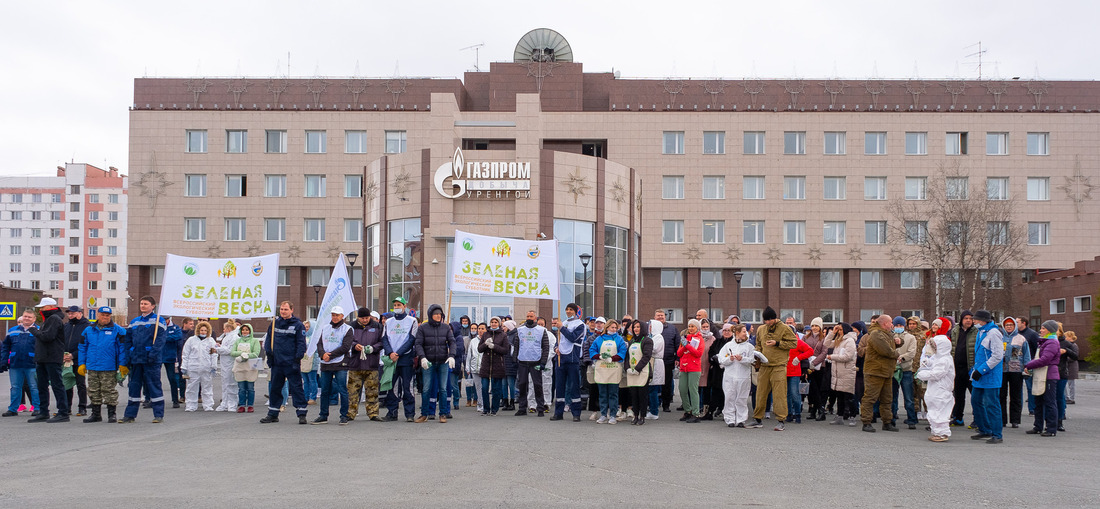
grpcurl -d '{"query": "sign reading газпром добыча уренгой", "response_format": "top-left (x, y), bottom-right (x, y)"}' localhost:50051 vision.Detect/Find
top-left (433, 148), bottom-right (531, 199)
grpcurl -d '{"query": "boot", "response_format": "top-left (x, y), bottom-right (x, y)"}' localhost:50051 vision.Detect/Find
top-left (106, 405), bottom-right (117, 423)
top-left (83, 406), bottom-right (102, 423)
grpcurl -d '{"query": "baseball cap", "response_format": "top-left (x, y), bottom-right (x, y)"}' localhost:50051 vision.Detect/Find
top-left (330, 306), bottom-right (345, 315)
top-left (392, 297), bottom-right (408, 305)
top-left (66, 305), bottom-right (82, 313)
top-left (98, 306), bottom-right (113, 315)
top-left (595, 316), bottom-right (607, 323)
top-left (36, 297), bottom-right (58, 308)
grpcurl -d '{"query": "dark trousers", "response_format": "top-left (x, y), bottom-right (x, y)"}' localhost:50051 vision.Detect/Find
top-left (163, 362), bottom-right (182, 403)
top-left (661, 360), bottom-right (675, 409)
top-left (267, 365), bottom-right (307, 417)
top-left (516, 361), bottom-right (545, 408)
top-left (124, 363), bottom-right (163, 419)
top-left (629, 385), bottom-right (649, 417)
top-left (1033, 380), bottom-right (1057, 433)
top-left (36, 363), bottom-right (69, 416)
top-left (1000, 372), bottom-right (1024, 425)
top-left (707, 371), bottom-right (725, 415)
top-left (951, 367), bottom-right (970, 422)
top-left (833, 390), bottom-right (857, 419)
top-left (66, 371), bottom-right (88, 412)
top-left (807, 368), bottom-right (826, 415)
top-left (383, 364), bottom-right (415, 418)
top-left (582, 365), bottom-right (599, 411)
top-left (553, 362), bottom-right (581, 417)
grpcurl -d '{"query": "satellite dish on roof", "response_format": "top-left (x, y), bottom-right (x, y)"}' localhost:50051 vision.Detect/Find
top-left (514, 28), bottom-right (573, 63)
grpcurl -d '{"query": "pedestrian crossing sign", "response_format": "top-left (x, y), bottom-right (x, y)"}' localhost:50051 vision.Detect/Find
top-left (0, 302), bottom-right (15, 320)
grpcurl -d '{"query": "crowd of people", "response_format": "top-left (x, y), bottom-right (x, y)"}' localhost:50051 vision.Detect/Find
top-left (2, 295), bottom-right (1084, 443)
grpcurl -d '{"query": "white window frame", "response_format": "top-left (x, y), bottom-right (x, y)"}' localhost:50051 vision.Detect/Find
top-left (740, 269), bottom-right (763, 288)
top-left (662, 131), bottom-right (685, 155)
top-left (702, 131), bottom-right (725, 154)
top-left (987, 177), bottom-right (1010, 201)
top-left (740, 309), bottom-right (763, 323)
top-left (780, 309), bottom-right (804, 324)
top-left (1073, 295), bottom-right (1092, 313)
top-left (905, 177), bottom-right (927, 200)
top-left (345, 175), bottom-right (363, 198)
top-left (305, 175), bottom-right (327, 198)
top-left (905, 221), bottom-right (928, 245)
top-left (865, 132), bottom-right (887, 155)
top-left (226, 130), bottom-right (247, 153)
top-left (986, 132), bottom-right (1009, 155)
top-left (780, 269), bottom-right (803, 289)
top-left (1050, 298), bottom-right (1065, 315)
top-left (1027, 177), bottom-right (1050, 201)
top-left (304, 218), bottom-right (326, 242)
top-left (702, 176), bottom-right (725, 200)
top-left (305, 130), bottom-right (327, 153)
top-left (743, 131), bottom-right (765, 155)
top-left (783, 176), bottom-right (806, 200)
top-left (344, 219), bottom-right (362, 243)
top-left (345, 130), bottom-right (368, 154)
top-left (900, 270), bottom-right (922, 289)
top-left (264, 175), bottom-right (287, 197)
top-left (823, 221), bottom-right (846, 245)
top-left (864, 176), bottom-right (887, 200)
top-left (743, 176), bottom-right (765, 200)
top-left (820, 270), bottom-right (843, 289)
top-left (384, 130), bottom-right (407, 154)
top-left (946, 177), bottom-right (969, 200)
top-left (184, 218), bottom-right (206, 241)
top-left (783, 131), bottom-right (806, 155)
top-left (946, 132), bottom-right (968, 155)
top-left (1028, 222), bottom-right (1050, 246)
top-left (905, 132), bottom-right (927, 155)
top-left (820, 309), bottom-right (843, 324)
top-left (662, 176), bottom-right (685, 200)
top-left (186, 130), bottom-right (207, 153)
top-left (184, 174), bottom-right (207, 197)
top-left (824, 132), bottom-right (846, 155)
top-left (743, 221), bottom-right (765, 244)
top-left (783, 221), bottom-right (805, 245)
top-left (700, 269), bottom-right (723, 288)
top-left (265, 130), bottom-right (287, 153)
top-left (660, 269), bottom-right (683, 288)
top-left (224, 218), bottom-right (247, 241)
top-left (225, 174), bottom-right (247, 197)
top-left (702, 220), bottom-right (725, 244)
top-left (264, 218), bottom-right (286, 242)
top-left (823, 177), bottom-right (846, 200)
top-left (865, 221), bottom-right (887, 245)
top-left (1027, 132), bottom-right (1050, 156)
top-left (860, 270), bottom-right (883, 289)
top-left (662, 220), bottom-right (684, 244)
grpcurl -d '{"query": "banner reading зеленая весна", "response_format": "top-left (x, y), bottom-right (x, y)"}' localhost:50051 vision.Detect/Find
top-left (159, 253), bottom-right (280, 318)
top-left (449, 231), bottom-right (558, 300)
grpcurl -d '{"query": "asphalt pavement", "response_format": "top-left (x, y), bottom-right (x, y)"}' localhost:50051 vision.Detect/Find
top-left (0, 374), bottom-right (1096, 508)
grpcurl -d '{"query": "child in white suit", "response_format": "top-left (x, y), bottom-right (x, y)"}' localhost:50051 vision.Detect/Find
top-left (181, 321), bottom-right (218, 412)
top-left (718, 324), bottom-right (767, 427)
top-left (915, 317), bottom-right (955, 442)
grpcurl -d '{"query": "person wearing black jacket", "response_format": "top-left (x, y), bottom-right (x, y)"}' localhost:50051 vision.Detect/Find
top-left (64, 306), bottom-right (91, 416)
top-left (29, 298), bottom-right (70, 423)
top-left (413, 304), bottom-right (457, 423)
top-left (260, 301), bottom-right (309, 425)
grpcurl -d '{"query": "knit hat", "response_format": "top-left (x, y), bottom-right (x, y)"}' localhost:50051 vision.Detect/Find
top-left (721, 323), bottom-right (733, 333)
top-left (357, 307), bottom-right (370, 317)
top-left (960, 310), bottom-right (973, 320)
top-left (687, 318), bottom-right (702, 330)
top-left (892, 316), bottom-right (907, 327)
top-left (810, 317), bottom-right (824, 329)
top-left (973, 310), bottom-right (993, 323)
top-left (1040, 320), bottom-right (1059, 335)
top-left (762, 306), bottom-right (777, 321)
top-left (929, 317), bottom-right (952, 337)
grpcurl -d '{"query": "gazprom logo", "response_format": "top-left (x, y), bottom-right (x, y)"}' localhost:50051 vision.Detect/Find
top-left (334, 278), bottom-right (347, 291)
top-left (433, 147), bottom-right (467, 199)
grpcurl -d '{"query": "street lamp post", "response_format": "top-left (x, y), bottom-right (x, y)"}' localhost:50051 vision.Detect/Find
top-left (312, 284), bottom-right (322, 316)
top-left (579, 253), bottom-right (592, 316)
top-left (733, 271), bottom-right (744, 322)
top-left (706, 286), bottom-right (714, 319)
top-left (345, 252), bottom-right (359, 316)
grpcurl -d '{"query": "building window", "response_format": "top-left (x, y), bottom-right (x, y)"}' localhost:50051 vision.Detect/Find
top-left (88, 194), bottom-right (100, 204)
top-left (87, 281), bottom-right (98, 290)
top-left (940, 270), bottom-right (961, 289)
top-left (554, 219), bottom-right (595, 318)
top-left (278, 268), bottom-right (290, 286)
top-left (107, 246), bottom-right (117, 256)
top-left (184, 218), bottom-right (206, 241)
top-left (662, 176), bottom-right (684, 199)
top-left (1027, 177), bottom-right (1050, 201)
top-left (108, 211), bottom-right (118, 221)
top-left (986, 132), bottom-right (1009, 155)
top-left (1027, 222), bottom-right (1050, 245)
top-left (1027, 132), bottom-right (1050, 155)
top-left (225, 218), bottom-right (246, 241)
top-left (663, 309), bottom-right (684, 324)
top-left (225, 175), bottom-right (247, 197)
top-left (860, 270), bottom-right (883, 289)
top-left (781, 269), bottom-right (803, 288)
top-left (9, 263), bottom-right (20, 273)
top-left (743, 131), bottom-right (765, 154)
top-left (864, 177), bottom-right (887, 200)
top-left (662, 131), bottom-right (685, 154)
top-left (8, 246), bottom-right (19, 255)
top-left (946, 177), bottom-right (969, 200)
top-left (702, 131), bottom-right (725, 154)
top-left (50, 211), bottom-right (62, 220)
top-left (702, 220), bottom-right (725, 244)
top-left (1050, 298), bottom-right (1065, 315)
top-left (702, 176), bottom-right (725, 200)
top-left (31, 246), bottom-right (40, 256)
top-left (981, 270), bottom-right (1004, 289)
top-left (264, 175), bottom-right (286, 197)
top-left (108, 194), bottom-right (119, 204)
top-left (783, 176), bottom-right (806, 200)
top-left (859, 309), bottom-right (884, 322)
top-left (68, 271), bottom-right (78, 282)
top-left (783, 131), bottom-right (806, 155)
top-left (820, 270), bottom-right (843, 289)
top-left (87, 263), bottom-right (98, 273)
top-left (107, 263), bottom-right (117, 273)
top-left (700, 269), bottom-right (722, 288)
top-left (51, 193), bottom-right (61, 203)
top-left (987, 221), bottom-right (1009, 245)
top-left (986, 177), bottom-right (1009, 200)
top-left (743, 176), bottom-right (765, 199)
top-left (824, 131), bottom-right (846, 155)
top-left (384, 130), bottom-right (407, 153)
top-left (386, 217), bottom-right (421, 310)
top-left (308, 267), bottom-right (332, 287)
top-left (88, 228), bottom-right (99, 238)
top-left (742, 221), bottom-right (765, 244)
top-left (305, 130), bottom-right (327, 153)
top-left (10, 211), bottom-right (22, 220)
top-left (660, 269), bottom-right (683, 288)
top-left (305, 175), bottom-right (326, 198)
top-left (264, 218), bottom-right (286, 241)
top-left (740, 269), bottom-right (763, 288)
top-left (740, 309), bottom-right (763, 323)
top-left (50, 246), bottom-right (61, 255)
top-left (946, 221), bottom-right (968, 245)
top-left (226, 130), bottom-right (247, 153)
top-left (69, 236), bottom-right (79, 247)
top-left (345, 175), bottom-right (363, 198)
top-left (87, 245), bottom-right (97, 256)
top-left (905, 177), bottom-right (927, 200)
top-left (344, 219), bottom-right (362, 242)
top-left (945, 132), bottom-right (969, 155)
top-left (265, 130), bottom-right (287, 153)
top-left (345, 130), bottom-right (368, 153)
top-left (900, 270), bottom-right (922, 289)
top-left (662, 220), bottom-right (684, 244)
top-left (184, 174), bottom-right (207, 197)
top-left (865, 221), bottom-right (887, 245)
top-left (70, 202), bottom-right (80, 212)
top-left (304, 218), bottom-right (326, 242)
top-left (31, 193), bottom-right (41, 203)
top-left (780, 309), bottom-right (803, 324)
top-left (905, 132), bottom-right (927, 155)
top-left (823, 221), bottom-right (846, 244)
top-left (50, 280), bottom-right (61, 290)
top-left (783, 221), bottom-right (805, 244)
top-left (9, 193), bottom-right (23, 203)
top-left (820, 309), bottom-right (843, 323)
top-left (864, 132), bottom-right (887, 155)
top-left (186, 130), bottom-right (207, 153)
top-left (823, 177), bottom-right (846, 200)
top-left (1074, 295), bottom-right (1092, 313)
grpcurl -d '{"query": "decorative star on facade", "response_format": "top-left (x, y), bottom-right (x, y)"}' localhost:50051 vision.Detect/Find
top-left (610, 178), bottom-right (627, 209)
top-left (392, 170), bottom-right (414, 199)
top-left (780, 79), bottom-right (806, 107)
top-left (226, 78), bottom-right (252, 107)
top-left (941, 79), bottom-right (967, 107)
top-left (132, 151), bottom-right (173, 214)
top-left (364, 179), bottom-right (379, 209)
top-left (345, 78), bottom-right (370, 106)
top-left (805, 246), bottom-right (823, 262)
top-left (284, 244), bottom-right (303, 263)
top-left (740, 79), bottom-right (766, 106)
top-left (1026, 78), bottom-right (1051, 108)
top-left (863, 79), bottom-right (888, 108)
top-left (522, 60), bottom-right (561, 93)
top-left (983, 80), bottom-right (1011, 107)
top-left (304, 78), bottom-right (329, 106)
top-left (701, 79), bottom-right (728, 106)
top-left (724, 247), bottom-right (742, 263)
top-left (205, 243), bottom-right (224, 258)
top-left (846, 247), bottom-right (865, 261)
top-left (562, 169), bottom-right (590, 203)
top-left (887, 247), bottom-right (906, 264)
top-left (266, 78), bottom-right (291, 104)
top-left (661, 78), bottom-right (687, 106)
top-left (903, 79), bottom-right (930, 107)
top-left (765, 248), bottom-right (783, 263)
top-left (382, 76), bottom-right (408, 107)
top-left (683, 246), bottom-right (702, 262)
top-left (1058, 156), bottom-right (1097, 219)
top-left (325, 244), bottom-right (344, 259)
top-left (635, 189), bottom-right (643, 213)
top-left (244, 243), bottom-right (263, 257)
top-left (185, 77), bottom-right (212, 105)
top-left (821, 79), bottom-right (848, 107)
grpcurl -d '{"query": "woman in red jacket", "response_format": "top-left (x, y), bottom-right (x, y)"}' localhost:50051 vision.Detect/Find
top-left (785, 337), bottom-right (814, 423)
top-left (677, 319), bottom-right (704, 423)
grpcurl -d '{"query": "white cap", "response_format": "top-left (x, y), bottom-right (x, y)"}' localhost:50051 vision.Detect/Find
top-left (36, 297), bottom-right (58, 308)
top-left (370, 311), bottom-right (380, 319)
top-left (595, 316), bottom-right (607, 323)
top-left (330, 306), bottom-right (345, 315)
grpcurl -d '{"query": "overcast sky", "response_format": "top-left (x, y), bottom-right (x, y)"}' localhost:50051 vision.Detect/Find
top-left (2, 0), bottom-right (1096, 177)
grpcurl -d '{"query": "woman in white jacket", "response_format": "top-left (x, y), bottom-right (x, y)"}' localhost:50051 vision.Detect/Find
top-left (213, 319), bottom-right (240, 411)
top-left (181, 321), bottom-right (218, 412)
top-left (647, 320), bottom-right (665, 420)
top-left (916, 317), bottom-right (955, 442)
top-left (718, 324), bottom-right (764, 427)
top-left (465, 323), bottom-right (485, 412)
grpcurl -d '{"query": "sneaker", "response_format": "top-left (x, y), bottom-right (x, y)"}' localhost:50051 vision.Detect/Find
top-left (572, 415), bottom-right (581, 422)
top-left (151, 417), bottom-right (162, 424)
top-left (549, 415), bottom-right (563, 421)
top-left (597, 416), bottom-right (608, 424)
top-left (970, 433), bottom-right (991, 440)
top-left (625, 409), bottom-right (634, 419)
top-left (1, 411), bottom-right (16, 417)
top-left (117, 417), bottom-right (136, 424)
top-left (589, 412), bottom-right (599, 421)
top-left (339, 417), bottom-right (349, 425)
top-left (17, 405), bottom-right (26, 412)
top-left (748, 419), bottom-right (763, 429)
top-left (863, 424), bottom-right (876, 432)
top-left (646, 412), bottom-right (658, 420)
top-left (773, 422), bottom-right (784, 431)
top-left (848, 419), bottom-right (857, 427)
top-left (1040, 431), bottom-right (1056, 437)
top-left (986, 437), bottom-right (1003, 444)
top-left (312, 417), bottom-right (328, 425)
top-left (830, 416), bottom-right (844, 425)
top-left (765, 411), bottom-right (771, 419)
top-left (46, 414), bottom-right (70, 423)
top-left (27, 413), bottom-right (49, 423)
top-left (369, 416), bottom-right (384, 422)
top-left (414, 415), bottom-right (428, 423)
top-left (406, 417), bottom-right (415, 423)
top-left (172, 402), bottom-right (181, 409)
top-left (298, 416), bottom-right (308, 425)
top-left (608, 417), bottom-right (617, 425)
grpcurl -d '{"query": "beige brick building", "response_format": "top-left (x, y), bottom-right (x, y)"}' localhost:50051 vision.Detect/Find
top-left (126, 36), bottom-right (1100, 327)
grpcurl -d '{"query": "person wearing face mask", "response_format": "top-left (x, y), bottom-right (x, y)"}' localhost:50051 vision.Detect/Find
top-left (478, 317), bottom-right (510, 416)
top-left (180, 321), bottom-right (218, 412)
top-left (718, 324), bottom-right (763, 427)
top-left (381, 297), bottom-right (419, 422)
top-left (510, 311), bottom-right (549, 417)
top-left (413, 304), bottom-right (457, 423)
top-left (916, 318), bottom-right (955, 442)
top-left (551, 304), bottom-right (586, 422)
top-left (891, 316), bottom-right (918, 429)
top-left (677, 319), bottom-right (705, 423)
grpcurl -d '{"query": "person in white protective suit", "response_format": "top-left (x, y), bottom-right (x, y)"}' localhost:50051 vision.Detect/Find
top-left (646, 320), bottom-right (666, 421)
top-left (527, 317), bottom-right (557, 413)
top-left (915, 317), bottom-right (955, 442)
top-left (213, 319), bottom-right (240, 411)
top-left (718, 324), bottom-right (767, 427)
top-left (181, 321), bottom-right (219, 412)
